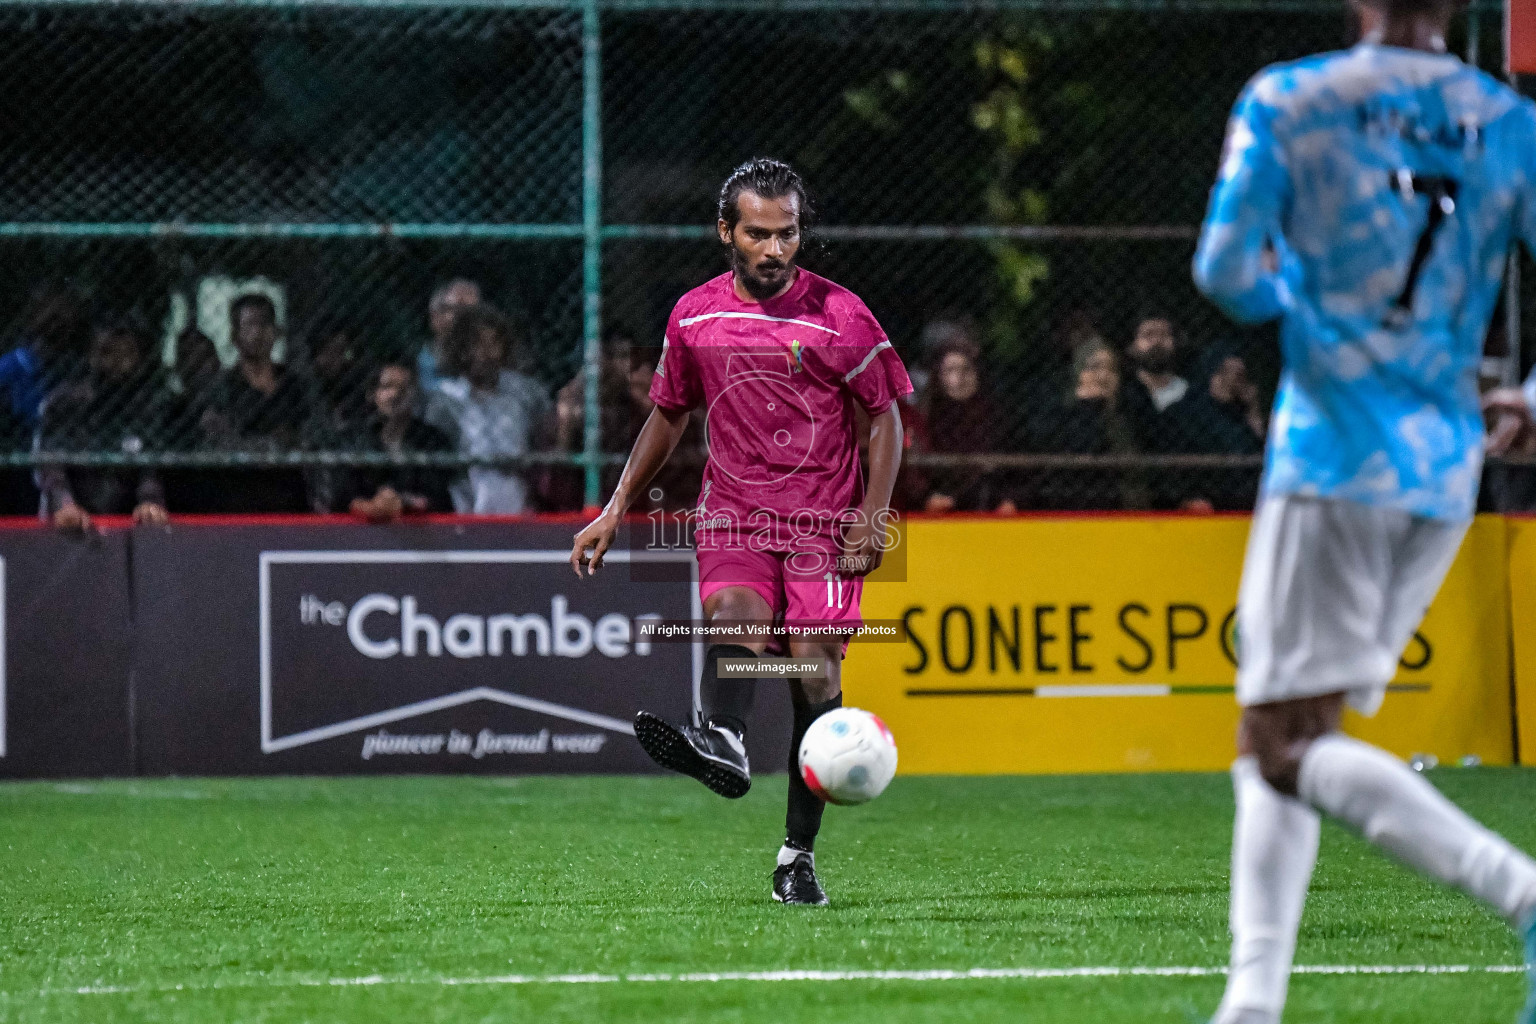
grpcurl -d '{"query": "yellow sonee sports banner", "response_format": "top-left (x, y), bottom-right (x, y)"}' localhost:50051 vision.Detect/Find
top-left (1507, 517), bottom-right (1536, 758)
top-left (846, 515), bottom-right (1514, 775)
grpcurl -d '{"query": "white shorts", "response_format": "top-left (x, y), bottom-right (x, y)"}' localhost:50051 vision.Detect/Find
top-left (1236, 495), bottom-right (1468, 716)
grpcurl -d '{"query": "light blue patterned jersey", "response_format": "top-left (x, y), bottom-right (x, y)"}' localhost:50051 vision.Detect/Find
top-left (1194, 43), bottom-right (1536, 522)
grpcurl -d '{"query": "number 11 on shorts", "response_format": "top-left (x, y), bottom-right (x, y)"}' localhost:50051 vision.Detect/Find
top-left (823, 571), bottom-right (846, 609)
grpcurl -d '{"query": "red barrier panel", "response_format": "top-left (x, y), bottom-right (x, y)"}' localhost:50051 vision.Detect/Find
top-left (1513, 0), bottom-right (1536, 75)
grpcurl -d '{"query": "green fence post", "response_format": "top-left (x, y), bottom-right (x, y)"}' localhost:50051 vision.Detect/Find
top-left (581, 0), bottom-right (604, 511)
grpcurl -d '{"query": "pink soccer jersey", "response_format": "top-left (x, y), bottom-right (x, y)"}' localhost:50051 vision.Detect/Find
top-left (649, 269), bottom-right (912, 553)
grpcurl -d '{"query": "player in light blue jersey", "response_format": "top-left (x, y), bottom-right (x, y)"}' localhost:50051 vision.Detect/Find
top-left (1194, 1), bottom-right (1536, 1021)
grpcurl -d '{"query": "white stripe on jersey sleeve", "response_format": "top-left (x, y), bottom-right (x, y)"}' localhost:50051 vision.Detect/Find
top-left (843, 340), bottom-right (893, 383)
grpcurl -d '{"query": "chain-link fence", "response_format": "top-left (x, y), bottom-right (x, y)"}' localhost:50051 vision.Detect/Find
top-left (0, 0), bottom-right (1524, 518)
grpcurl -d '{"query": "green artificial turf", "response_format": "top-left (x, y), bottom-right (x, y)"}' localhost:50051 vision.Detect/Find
top-left (0, 771), bottom-right (1531, 1023)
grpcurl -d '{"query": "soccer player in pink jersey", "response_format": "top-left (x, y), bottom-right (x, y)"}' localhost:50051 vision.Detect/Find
top-left (570, 158), bottom-right (911, 905)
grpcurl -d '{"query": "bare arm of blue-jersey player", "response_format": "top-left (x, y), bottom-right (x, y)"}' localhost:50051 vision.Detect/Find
top-left (1193, 83), bottom-right (1295, 325)
top-left (1512, 107), bottom-right (1536, 420)
top-left (1483, 104), bottom-right (1536, 451)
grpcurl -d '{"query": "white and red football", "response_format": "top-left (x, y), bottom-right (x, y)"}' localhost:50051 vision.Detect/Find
top-left (798, 707), bottom-right (897, 806)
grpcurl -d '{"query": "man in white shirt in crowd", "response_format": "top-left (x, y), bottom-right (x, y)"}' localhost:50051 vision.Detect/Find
top-left (417, 278), bottom-right (481, 395)
top-left (425, 303), bottom-right (550, 515)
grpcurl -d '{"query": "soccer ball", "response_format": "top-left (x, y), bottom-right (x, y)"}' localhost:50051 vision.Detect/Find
top-left (798, 707), bottom-right (897, 806)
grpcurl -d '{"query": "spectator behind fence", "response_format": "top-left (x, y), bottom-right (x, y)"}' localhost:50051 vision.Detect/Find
top-left (1176, 343), bottom-right (1266, 512)
top-left (1029, 306), bottom-right (1111, 420)
top-left (627, 345), bottom-right (705, 513)
top-left (38, 322), bottom-right (169, 531)
top-left (910, 317), bottom-right (979, 402)
top-left (168, 326), bottom-right (220, 424)
top-left (546, 327), bottom-right (660, 511)
top-left (417, 279), bottom-right (481, 395)
top-left (0, 282), bottom-right (90, 438)
top-left (201, 293), bottom-right (330, 513)
top-left (425, 303), bottom-right (551, 515)
top-left (338, 362), bottom-right (454, 522)
top-left (1031, 339), bottom-right (1143, 511)
top-left (1118, 313), bottom-right (1206, 508)
top-left (1200, 342), bottom-right (1267, 444)
top-left (0, 283), bottom-right (88, 513)
top-left (310, 316), bottom-right (366, 433)
top-left (158, 326), bottom-right (226, 515)
top-left (912, 336), bottom-right (1011, 513)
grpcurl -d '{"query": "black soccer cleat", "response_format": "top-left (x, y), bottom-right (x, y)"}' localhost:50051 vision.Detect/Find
top-left (772, 853), bottom-right (829, 906)
top-left (633, 711), bottom-right (751, 799)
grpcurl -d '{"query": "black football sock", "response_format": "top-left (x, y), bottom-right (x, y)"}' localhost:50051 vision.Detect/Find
top-left (700, 643), bottom-right (757, 736)
top-left (785, 690), bottom-right (843, 852)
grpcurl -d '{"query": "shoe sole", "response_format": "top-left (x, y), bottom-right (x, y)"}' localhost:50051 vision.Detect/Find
top-left (771, 891), bottom-right (829, 906)
top-left (634, 711), bottom-right (750, 799)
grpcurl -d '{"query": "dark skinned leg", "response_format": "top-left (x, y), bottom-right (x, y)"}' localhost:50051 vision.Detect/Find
top-left (788, 638), bottom-right (843, 705)
top-left (1236, 692), bottom-right (1346, 796)
top-left (699, 586), bottom-right (772, 731)
top-left (1241, 688), bottom-right (1536, 927)
top-left (702, 585), bottom-right (773, 654)
top-left (783, 638), bottom-right (844, 852)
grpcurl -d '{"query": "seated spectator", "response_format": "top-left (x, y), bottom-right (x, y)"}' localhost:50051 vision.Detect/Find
top-left (623, 345), bottom-right (703, 513)
top-left (910, 318), bottom-right (979, 402)
top-left (425, 303), bottom-right (551, 515)
top-left (554, 327), bottom-right (635, 447)
top-left (309, 316), bottom-right (367, 433)
top-left (1028, 306), bottom-right (1111, 421)
top-left (0, 283), bottom-right (86, 514)
top-left (1031, 339), bottom-right (1142, 511)
top-left (37, 321), bottom-right (169, 531)
top-left (1200, 342), bottom-right (1267, 443)
top-left (1120, 314), bottom-right (1191, 435)
top-left (201, 293), bottom-right (329, 513)
top-left (166, 326), bottom-right (221, 429)
top-left (1178, 343), bottom-right (1266, 512)
top-left (159, 326), bottom-right (228, 515)
top-left (545, 327), bottom-right (697, 511)
top-left (1119, 313), bottom-right (1205, 508)
top-left (337, 362), bottom-right (454, 521)
top-left (418, 279), bottom-right (481, 395)
top-left (913, 336), bottom-right (1011, 513)
top-left (0, 282), bottom-right (89, 440)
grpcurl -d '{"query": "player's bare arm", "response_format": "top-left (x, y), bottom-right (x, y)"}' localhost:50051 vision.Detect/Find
top-left (569, 403), bottom-right (690, 577)
top-left (841, 403), bottom-right (903, 577)
top-left (1484, 386), bottom-right (1536, 456)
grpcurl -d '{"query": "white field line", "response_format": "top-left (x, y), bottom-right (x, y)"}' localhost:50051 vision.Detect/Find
top-left (34, 963), bottom-right (1526, 997)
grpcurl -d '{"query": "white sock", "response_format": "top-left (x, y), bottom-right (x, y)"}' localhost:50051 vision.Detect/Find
top-left (777, 844), bottom-right (812, 868)
top-left (1298, 733), bottom-right (1536, 925)
top-left (1215, 757), bottom-right (1320, 1024)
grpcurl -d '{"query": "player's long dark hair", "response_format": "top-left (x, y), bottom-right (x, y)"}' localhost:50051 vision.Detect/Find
top-left (716, 158), bottom-right (821, 256)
